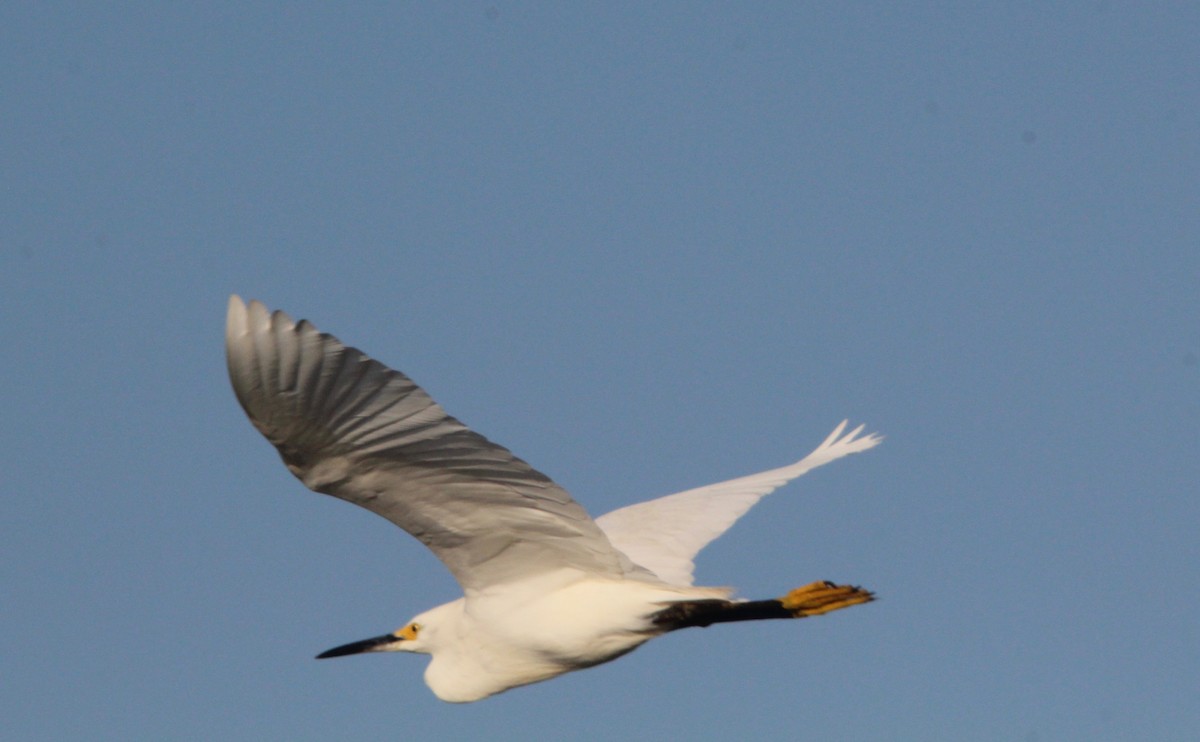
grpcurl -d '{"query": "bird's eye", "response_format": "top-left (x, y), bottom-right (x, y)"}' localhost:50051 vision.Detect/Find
top-left (399, 622), bottom-right (420, 640)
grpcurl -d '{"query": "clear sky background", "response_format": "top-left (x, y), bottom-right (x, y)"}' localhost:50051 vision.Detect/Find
top-left (3, 4), bottom-right (1197, 741)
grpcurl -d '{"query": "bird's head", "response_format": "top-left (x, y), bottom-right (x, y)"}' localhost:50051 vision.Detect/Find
top-left (316, 619), bottom-right (430, 659)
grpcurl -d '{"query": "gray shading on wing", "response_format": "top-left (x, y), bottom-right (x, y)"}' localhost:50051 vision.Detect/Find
top-left (225, 296), bottom-right (647, 593)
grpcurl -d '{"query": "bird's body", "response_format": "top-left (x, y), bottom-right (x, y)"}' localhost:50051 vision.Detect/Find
top-left (226, 296), bottom-right (880, 702)
top-left (403, 575), bottom-right (728, 702)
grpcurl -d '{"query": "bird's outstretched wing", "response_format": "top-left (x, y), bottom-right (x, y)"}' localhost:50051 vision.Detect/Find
top-left (594, 421), bottom-right (881, 586)
top-left (225, 296), bottom-right (643, 592)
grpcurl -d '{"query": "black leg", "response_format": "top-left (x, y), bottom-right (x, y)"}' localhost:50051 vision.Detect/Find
top-left (649, 581), bottom-right (873, 632)
top-left (649, 598), bottom-right (794, 630)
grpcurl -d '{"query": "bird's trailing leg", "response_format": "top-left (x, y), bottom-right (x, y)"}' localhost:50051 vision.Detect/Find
top-left (650, 581), bottom-right (873, 631)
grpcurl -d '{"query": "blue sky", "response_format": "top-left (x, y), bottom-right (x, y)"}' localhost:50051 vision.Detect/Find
top-left (3, 3), bottom-right (1197, 740)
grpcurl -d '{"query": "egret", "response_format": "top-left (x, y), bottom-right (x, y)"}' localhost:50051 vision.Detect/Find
top-left (226, 296), bottom-right (880, 702)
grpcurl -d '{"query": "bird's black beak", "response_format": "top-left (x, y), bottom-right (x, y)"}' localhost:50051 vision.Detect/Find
top-left (316, 632), bottom-right (402, 659)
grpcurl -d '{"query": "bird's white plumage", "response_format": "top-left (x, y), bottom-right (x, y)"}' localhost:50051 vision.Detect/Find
top-left (226, 296), bottom-right (880, 701)
top-left (595, 421), bottom-right (882, 586)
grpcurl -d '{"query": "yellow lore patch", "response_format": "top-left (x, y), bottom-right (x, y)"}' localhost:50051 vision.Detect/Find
top-left (393, 623), bottom-right (420, 641)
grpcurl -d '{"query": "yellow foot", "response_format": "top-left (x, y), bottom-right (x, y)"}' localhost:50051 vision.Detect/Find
top-left (779, 580), bottom-right (874, 617)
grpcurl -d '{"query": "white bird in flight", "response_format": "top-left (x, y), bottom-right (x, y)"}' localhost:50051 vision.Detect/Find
top-left (226, 296), bottom-right (880, 703)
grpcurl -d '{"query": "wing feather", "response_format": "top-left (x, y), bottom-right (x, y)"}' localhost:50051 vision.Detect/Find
top-left (595, 421), bottom-right (881, 586)
top-left (226, 296), bottom-right (641, 592)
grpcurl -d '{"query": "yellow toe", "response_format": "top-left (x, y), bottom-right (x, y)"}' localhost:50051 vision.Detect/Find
top-left (779, 580), bottom-right (874, 617)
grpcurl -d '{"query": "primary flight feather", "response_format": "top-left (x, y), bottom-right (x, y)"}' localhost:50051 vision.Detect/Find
top-left (226, 295), bottom-right (880, 702)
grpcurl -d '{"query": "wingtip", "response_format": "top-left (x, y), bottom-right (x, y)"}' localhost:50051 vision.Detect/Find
top-left (822, 419), bottom-right (884, 453)
top-left (243, 297), bottom-right (274, 331)
top-left (227, 295), bottom-right (306, 352)
top-left (226, 294), bottom-right (249, 342)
